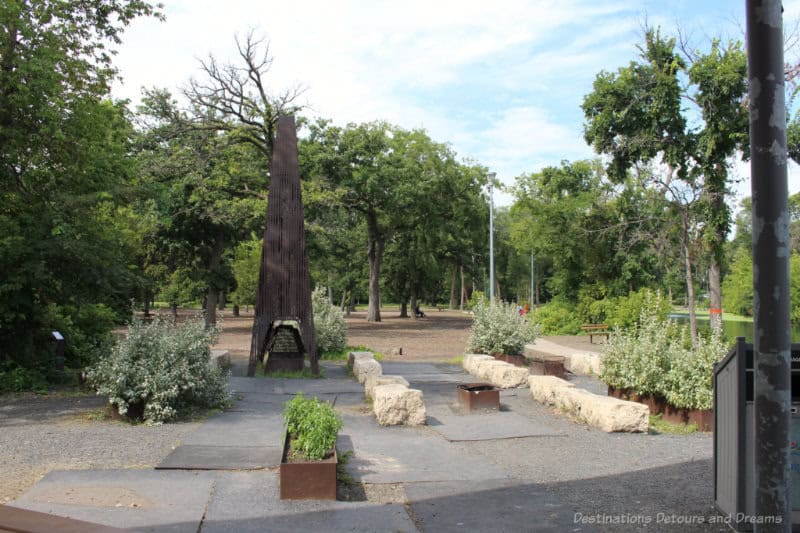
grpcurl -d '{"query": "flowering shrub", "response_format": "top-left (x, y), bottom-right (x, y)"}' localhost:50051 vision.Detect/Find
top-left (601, 292), bottom-right (728, 411)
top-left (467, 300), bottom-right (541, 355)
top-left (283, 392), bottom-right (341, 460)
top-left (312, 286), bottom-right (347, 355)
top-left (88, 316), bottom-right (230, 424)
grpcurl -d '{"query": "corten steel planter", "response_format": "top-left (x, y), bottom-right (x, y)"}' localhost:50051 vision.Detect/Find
top-left (607, 386), bottom-right (713, 431)
top-left (279, 433), bottom-right (337, 500)
top-left (457, 383), bottom-right (500, 411)
top-left (529, 355), bottom-right (567, 380)
top-left (492, 353), bottom-right (527, 367)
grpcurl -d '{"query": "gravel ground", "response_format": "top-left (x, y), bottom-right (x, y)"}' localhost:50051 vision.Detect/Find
top-left (0, 394), bottom-right (200, 503)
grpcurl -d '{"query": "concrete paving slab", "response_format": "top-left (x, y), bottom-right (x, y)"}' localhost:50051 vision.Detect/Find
top-left (340, 414), bottom-right (510, 483)
top-left (10, 469), bottom-right (215, 533)
top-left (202, 471), bottom-right (416, 533)
top-left (381, 362), bottom-right (464, 376)
top-left (426, 406), bottom-right (562, 441)
top-left (227, 377), bottom-right (362, 396)
top-left (156, 445), bottom-right (281, 470)
top-left (181, 412), bottom-right (284, 447)
top-left (405, 479), bottom-right (591, 532)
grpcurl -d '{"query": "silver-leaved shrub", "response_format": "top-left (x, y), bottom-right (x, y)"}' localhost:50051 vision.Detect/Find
top-left (88, 316), bottom-right (230, 424)
top-left (467, 299), bottom-right (541, 355)
top-left (312, 286), bottom-right (347, 355)
top-left (601, 292), bottom-right (728, 410)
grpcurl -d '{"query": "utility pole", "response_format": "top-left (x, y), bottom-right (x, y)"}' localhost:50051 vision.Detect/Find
top-left (747, 1), bottom-right (792, 529)
top-left (488, 172), bottom-right (496, 304)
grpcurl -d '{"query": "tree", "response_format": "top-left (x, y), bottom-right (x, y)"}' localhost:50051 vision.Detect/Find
top-left (582, 27), bottom-right (748, 338)
top-left (0, 0), bottom-right (161, 374)
top-left (135, 89), bottom-right (267, 328)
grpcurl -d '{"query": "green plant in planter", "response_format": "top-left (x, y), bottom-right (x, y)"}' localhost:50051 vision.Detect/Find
top-left (283, 392), bottom-right (342, 460)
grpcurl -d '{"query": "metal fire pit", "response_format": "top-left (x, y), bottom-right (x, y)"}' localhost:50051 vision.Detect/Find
top-left (457, 383), bottom-right (500, 411)
top-left (529, 355), bottom-right (567, 380)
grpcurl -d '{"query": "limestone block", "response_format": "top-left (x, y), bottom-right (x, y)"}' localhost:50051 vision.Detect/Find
top-left (576, 393), bottom-right (649, 433)
top-left (486, 362), bottom-right (529, 388)
top-left (567, 352), bottom-right (603, 375)
top-left (528, 375), bottom-right (574, 405)
top-left (348, 351), bottom-right (374, 369)
top-left (462, 354), bottom-right (493, 375)
top-left (365, 374), bottom-right (409, 400)
top-left (553, 387), bottom-right (648, 433)
top-left (372, 384), bottom-right (427, 426)
top-left (353, 358), bottom-right (382, 384)
top-left (473, 359), bottom-right (502, 381)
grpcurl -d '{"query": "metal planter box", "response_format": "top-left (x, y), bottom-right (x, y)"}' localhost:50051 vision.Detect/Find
top-left (279, 433), bottom-right (337, 500)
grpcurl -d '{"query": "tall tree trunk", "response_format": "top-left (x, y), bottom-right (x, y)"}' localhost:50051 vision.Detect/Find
top-left (143, 292), bottom-right (151, 317)
top-left (340, 289), bottom-right (347, 311)
top-left (205, 289), bottom-right (219, 328)
top-left (460, 266), bottom-right (466, 310)
top-left (410, 288), bottom-right (418, 321)
top-left (205, 232), bottom-right (225, 328)
top-left (449, 266), bottom-right (457, 309)
top-left (681, 212), bottom-right (698, 346)
top-left (400, 300), bottom-right (408, 318)
top-left (366, 234), bottom-right (384, 322)
top-left (218, 290), bottom-right (226, 310)
top-left (348, 291), bottom-right (356, 316)
top-left (708, 262), bottom-right (722, 332)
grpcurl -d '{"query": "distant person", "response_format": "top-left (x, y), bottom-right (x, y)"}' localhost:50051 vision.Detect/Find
top-left (414, 305), bottom-right (426, 318)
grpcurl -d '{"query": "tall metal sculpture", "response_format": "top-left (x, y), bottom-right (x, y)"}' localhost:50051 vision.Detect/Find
top-left (248, 116), bottom-right (319, 377)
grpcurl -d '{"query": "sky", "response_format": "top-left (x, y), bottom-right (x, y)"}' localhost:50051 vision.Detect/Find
top-left (111, 0), bottom-right (800, 208)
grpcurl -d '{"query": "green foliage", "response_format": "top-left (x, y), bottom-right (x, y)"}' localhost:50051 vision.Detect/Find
top-left (601, 293), bottom-right (728, 410)
top-left (43, 304), bottom-right (117, 369)
top-left (88, 317), bottom-right (230, 424)
top-left (312, 286), bottom-right (347, 356)
top-left (605, 289), bottom-right (672, 329)
top-left (229, 235), bottom-right (262, 307)
top-left (467, 300), bottom-right (541, 355)
top-left (722, 248), bottom-right (754, 316)
top-left (0, 366), bottom-right (49, 394)
top-left (320, 345), bottom-right (372, 361)
top-left (0, 1), bottom-right (160, 378)
top-left (533, 301), bottom-right (582, 335)
top-left (467, 291), bottom-right (487, 311)
top-left (283, 393), bottom-right (342, 460)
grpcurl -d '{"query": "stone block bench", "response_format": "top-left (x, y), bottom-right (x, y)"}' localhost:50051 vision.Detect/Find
top-left (523, 343), bottom-right (603, 376)
top-left (347, 351), bottom-right (426, 426)
top-left (462, 354), bottom-right (529, 388)
top-left (528, 375), bottom-right (648, 433)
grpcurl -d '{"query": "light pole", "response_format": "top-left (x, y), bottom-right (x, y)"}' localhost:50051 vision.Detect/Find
top-left (488, 172), bottom-right (496, 304)
top-left (530, 252), bottom-right (534, 308)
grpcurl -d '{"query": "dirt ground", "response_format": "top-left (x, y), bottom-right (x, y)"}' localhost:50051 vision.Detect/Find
top-left (210, 307), bottom-right (475, 363)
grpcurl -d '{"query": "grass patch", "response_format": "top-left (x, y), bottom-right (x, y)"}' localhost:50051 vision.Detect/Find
top-left (648, 414), bottom-right (698, 435)
top-left (321, 345), bottom-right (372, 361)
top-left (445, 355), bottom-right (464, 366)
top-left (321, 345), bottom-right (384, 361)
top-left (255, 361), bottom-right (326, 379)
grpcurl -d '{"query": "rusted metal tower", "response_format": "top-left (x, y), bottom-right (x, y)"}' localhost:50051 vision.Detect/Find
top-left (248, 116), bottom-right (319, 376)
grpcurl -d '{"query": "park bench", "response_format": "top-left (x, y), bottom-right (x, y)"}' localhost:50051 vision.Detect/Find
top-left (581, 324), bottom-right (609, 344)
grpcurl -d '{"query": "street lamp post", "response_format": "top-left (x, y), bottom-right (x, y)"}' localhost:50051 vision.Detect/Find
top-left (488, 172), bottom-right (496, 304)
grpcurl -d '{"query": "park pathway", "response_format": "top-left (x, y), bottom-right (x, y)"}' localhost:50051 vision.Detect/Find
top-left (8, 361), bottom-right (587, 532)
